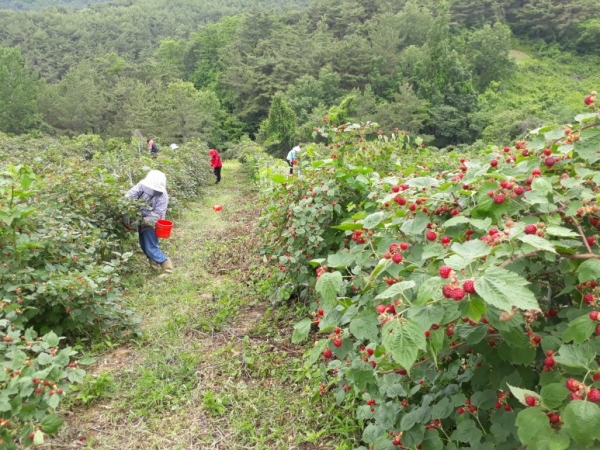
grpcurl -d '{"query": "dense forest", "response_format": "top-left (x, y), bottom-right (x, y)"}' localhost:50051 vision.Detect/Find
top-left (0, 0), bottom-right (108, 10)
top-left (1, 0), bottom-right (600, 151)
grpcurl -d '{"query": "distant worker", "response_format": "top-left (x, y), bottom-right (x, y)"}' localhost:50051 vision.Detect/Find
top-left (209, 149), bottom-right (223, 185)
top-left (286, 145), bottom-right (301, 175)
top-left (147, 138), bottom-right (159, 157)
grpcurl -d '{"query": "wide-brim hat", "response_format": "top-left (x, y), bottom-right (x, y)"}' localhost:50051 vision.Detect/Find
top-left (141, 170), bottom-right (167, 193)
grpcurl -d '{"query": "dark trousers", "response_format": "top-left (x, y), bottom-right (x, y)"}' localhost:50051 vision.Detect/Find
top-left (288, 161), bottom-right (293, 175)
top-left (214, 166), bottom-right (222, 184)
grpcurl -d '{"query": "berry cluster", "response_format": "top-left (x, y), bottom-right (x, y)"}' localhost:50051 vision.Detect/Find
top-left (439, 266), bottom-right (477, 301)
top-left (457, 398), bottom-right (477, 415)
top-left (566, 378), bottom-right (600, 402)
top-left (383, 242), bottom-right (409, 263)
top-left (494, 391), bottom-right (512, 411)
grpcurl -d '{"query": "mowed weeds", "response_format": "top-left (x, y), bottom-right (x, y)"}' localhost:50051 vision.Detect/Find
top-left (48, 161), bottom-right (358, 450)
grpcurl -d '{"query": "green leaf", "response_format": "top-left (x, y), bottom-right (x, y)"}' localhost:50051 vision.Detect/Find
top-left (422, 429), bottom-right (443, 450)
top-left (270, 173), bottom-right (287, 183)
top-left (346, 360), bottom-right (376, 391)
top-left (474, 266), bottom-right (539, 311)
top-left (315, 272), bottom-right (343, 308)
top-left (461, 297), bottom-right (487, 322)
top-left (507, 383), bottom-right (540, 406)
top-left (331, 222), bottom-right (364, 231)
top-left (443, 216), bottom-right (469, 228)
top-left (375, 281), bottom-right (416, 300)
top-left (368, 259), bottom-right (393, 284)
top-left (292, 318), bottom-right (312, 344)
top-left (518, 235), bottom-right (556, 253)
top-left (574, 130), bottom-right (600, 164)
top-left (416, 277), bottom-right (445, 306)
top-left (562, 399), bottom-right (600, 447)
top-left (450, 240), bottom-right (492, 262)
top-left (44, 331), bottom-right (60, 348)
top-left (382, 319), bottom-right (426, 375)
top-left (471, 389), bottom-right (498, 410)
top-left (515, 407), bottom-right (555, 446)
top-left (407, 304), bottom-right (445, 330)
top-left (574, 112), bottom-right (598, 123)
top-left (545, 226), bottom-right (578, 238)
top-left (577, 259), bottom-right (600, 283)
top-left (554, 342), bottom-right (596, 369)
top-left (327, 252), bottom-right (355, 269)
top-left (531, 177), bottom-right (553, 195)
top-left (450, 419), bottom-right (482, 445)
top-left (490, 410), bottom-right (516, 443)
top-left (562, 314), bottom-right (596, 344)
top-left (363, 212), bottom-right (385, 229)
top-left (431, 397), bottom-right (453, 419)
top-left (349, 309), bottom-right (380, 342)
top-left (401, 212), bottom-right (429, 236)
top-left (540, 383), bottom-right (569, 410)
top-left (40, 413), bottom-right (64, 433)
top-left (48, 393), bottom-right (60, 409)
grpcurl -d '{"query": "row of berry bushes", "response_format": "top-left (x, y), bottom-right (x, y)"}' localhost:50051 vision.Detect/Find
top-left (0, 134), bottom-right (212, 447)
top-left (259, 95), bottom-right (600, 448)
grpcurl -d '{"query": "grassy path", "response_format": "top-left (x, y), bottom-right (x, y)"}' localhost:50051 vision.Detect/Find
top-left (48, 161), bottom-right (355, 450)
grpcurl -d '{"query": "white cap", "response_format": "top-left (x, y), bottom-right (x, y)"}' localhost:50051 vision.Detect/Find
top-left (170, 143), bottom-right (179, 150)
top-left (141, 170), bottom-right (167, 192)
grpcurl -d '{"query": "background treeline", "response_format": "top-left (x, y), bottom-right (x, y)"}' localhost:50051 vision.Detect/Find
top-left (1, 0), bottom-right (600, 151)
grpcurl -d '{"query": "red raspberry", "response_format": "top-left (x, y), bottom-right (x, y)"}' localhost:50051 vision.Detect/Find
top-left (525, 396), bottom-right (537, 407)
top-left (524, 224), bottom-right (537, 235)
top-left (323, 348), bottom-right (332, 359)
top-left (513, 185), bottom-right (524, 195)
top-left (584, 293), bottom-right (595, 304)
top-left (333, 339), bottom-right (342, 347)
top-left (585, 95), bottom-right (595, 106)
top-left (366, 348), bottom-right (374, 356)
top-left (544, 357), bottom-right (555, 367)
top-left (590, 311), bottom-right (599, 321)
top-left (451, 288), bottom-right (466, 301)
top-left (548, 413), bottom-right (560, 423)
top-left (441, 236), bottom-right (451, 245)
top-left (400, 242), bottom-right (408, 250)
top-left (490, 159), bottom-right (498, 167)
top-left (544, 157), bottom-right (556, 167)
top-left (442, 284), bottom-right (453, 298)
top-left (392, 185), bottom-right (400, 193)
top-left (588, 389), bottom-right (600, 402)
top-left (587, 236), bottom-right (596, 246)
top-left (494, 402), bottom-right (502, 409)
top-left (424, 330), bottom-right (430, 338)
top-left (504, 404), bottom-right (511, 411)
top-left (439, 266), bottom-right (452, 279)
top-left (426, 231), bottom-right (437, 241)
top-left (593, 373), bottom-right (600, 381)
top-left (566, 378), bottom-right (580, 392)
top-left (545, 350), bottom-right (554, 357)
top-left (392, 253), bottom-right (403, 264)
top-left (457, 407), bottom-right (465, 415)
top-left (532, 168), bottom-right (542, 176)
top-left (463, 280), bottom-right (476, 294)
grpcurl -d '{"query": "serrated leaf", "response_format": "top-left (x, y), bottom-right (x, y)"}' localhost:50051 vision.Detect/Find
top-left (44, 331), bottom-right (60, 347)
top-left (327, 252), bottom-right (355, 268)
top-left (574, 112), bottom-right (598, 123)
top-left (363, 212), bottom-right (385, 229)
top-left (450, 419), bottom-right (482, 445)
top-left (401, 212), bottom-right (429, 236)
top-left (416, 277), bottom-right (445, 306)
top-left (331, 222), bottom-right (364, 231)
top-left (443, 216), bottom-right (469, 228)
top-left (562, 314), bottom-right (596, 344)
top-left (382, 320), bottom-right (426, 375)
top-left (562, 399), bottom-right (600, 447)
top-left (474, 266), bottom-right (539, 311)
top-left (375, 281), bottom-right (415, 300)
top-left (531, 177), bottom-right (553, 195)
top-left (315, 272), bottom-right (343, 308)
top-left (515, 407), bottom-right (555, 446)
top-left (431, 397), bottom-right (453, 419)
top-left (545, 226), bottom-right (578, 238)
top-left (450, 240), bottom-right (492, 262)
top-left (346, 359), bottom-right (376, 391)
top-left (368, 258), bottom-right (392, 284)
top-left (577, 259), bottom-right (600, 283)
top-left (349, 309), bottom-right (380, 342)
top-left (507, 383), bottom-right (540, 406)
top-left (540, 383), bottom-right (569, 410)
top-left (574, 130), bottom-right (600, 164)
top-left (422, 429), bottom-right (443, 450)
top-left (40, 413), bottom-right (64, 433)
top-left (292, 318), bottom-right (312, 344)
top-left (518, 235), bottom-right (556, 253)
top-left (554, 342), bottom-right (596, 369)
top-left (407, 304), bottom-right (445, 330)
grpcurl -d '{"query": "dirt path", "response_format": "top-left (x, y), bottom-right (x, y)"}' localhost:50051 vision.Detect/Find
top-left (47, 161), bottom-right (351, 450)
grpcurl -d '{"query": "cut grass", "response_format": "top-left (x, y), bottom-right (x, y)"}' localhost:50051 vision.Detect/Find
top-left (48, 161), bottom-right (358, 449)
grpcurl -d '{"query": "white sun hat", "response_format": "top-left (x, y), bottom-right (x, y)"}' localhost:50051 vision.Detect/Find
top-left (141, 170), bottom-right (167, 193)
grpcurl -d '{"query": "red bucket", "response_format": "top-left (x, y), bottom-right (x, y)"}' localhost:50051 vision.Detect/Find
top-left (155, 219), bottom-right (173, 239)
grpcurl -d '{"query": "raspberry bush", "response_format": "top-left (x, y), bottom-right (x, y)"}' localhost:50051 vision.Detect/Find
top-left (261, 93), bottom-right (600, 448)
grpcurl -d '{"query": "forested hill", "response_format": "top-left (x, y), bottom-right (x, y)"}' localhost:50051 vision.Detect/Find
top-left (0, 0), bottom-right (109, 10)
top-left (1, 0), bottom-right (600, 151)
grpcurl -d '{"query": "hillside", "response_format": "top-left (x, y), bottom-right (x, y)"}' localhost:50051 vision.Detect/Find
top-left (0, 0), bottom-right (109, 10)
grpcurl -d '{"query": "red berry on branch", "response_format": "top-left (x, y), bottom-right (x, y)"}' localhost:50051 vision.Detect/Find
top-left (451, 288), bottom-right (466, 301)
top-left (323, 348), bottom-right (332, 359)
top-left (426, 231), bottom-right (437, 241)
top-left (590, 311), bottom-right (599, 321)
top-left (524, 224), bottom-right (537, 235)
top-left (493, 194), bottom-right (505, 204)
top-left (566, 378), bottom-right (580, 392)
top-left (525, 396), bottom-right (537, 407)
top-left (588, 389), bottom-right (600, 402)
top-left (490, 159), bottom-right (498, 167)
top-left (463, 280), bottom-right (476, 294)
top-left (439, 266), bottom-right (452, 279)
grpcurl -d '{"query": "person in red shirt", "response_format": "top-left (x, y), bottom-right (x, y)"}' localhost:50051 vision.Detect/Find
top-left (209, 149), bottom-right (223, 184)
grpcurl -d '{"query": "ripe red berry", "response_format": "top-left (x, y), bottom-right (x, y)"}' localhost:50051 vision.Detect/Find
top-left (29, 433), bottom-right (35, 440)
top-left (524, 224), bottom-right (537, 235)
top-left (426, 231), bottom-right (437, 241)
top-left (493, 194), bottom-right (505, 204)
top-left (585, 95), bottom-right (595, 106)
top-left (451, 288), bottom-right (466, 301)
top-left (504, 404), bottom-right (512, 411)
top-left (494, 401), bottom-right (502, 409)
top-left (532, 168), bottom-right (542, 176)
top-left (544, 357), bottom-right (555, 367)
top-left (439, 266), bottom-right (452, 279)
top-left (317, 309), bottom-right (324, 316)
top-left (334, 327), bottom-right (341, 334)
top-left (525, 396), bottom-right (537, 407)
top-left (333, 339), bottom-right (342, 347)
top-left (584, 293), bottom-right (595, 304)
top-left (588, 389), bottom-right (600, 402)
top-left (566, 378), bottom-right (580, 392)
top-left (587, 236), bottom-right (596, 246)
top-left (503, 147), bottom-right (510, 153)
top-left (392, 185), bottom-right (400, 193)
top-left (441, 236), bottom-right (451, 245)
top-left (545, 350), bottom-right (554, 357)
top-left (490, 159), bottom-right (498, 167)
top-left (487, 190), bottom-right (495, 197)
top-left (463, 280), bottom-right (476, 294)
top-left (366, 348), bottom-right (374, 356)
top-left (442, 284), bottom-right (453, 298)
top-left (424, 330), bottom-right (430, 338)
top-left (323, 348), bottom-right (332, 359)
top-left (513, 185), bottom-right (524, 195)
top-left (457, 407), bottom-right (465, 415)
top-left (590, 311), bottom-right (599, 321)
top-left (400, 242), bottom-right (408, 250)
top-left (544, 157), bottom-right (555, 167)
top-left (543, 148), bottom-right (552, 156)
top-left (593, 373), bottom-right (600, 381)
top-left (392, 253), bottom-right (403, 264)
top-left (548, 413), bottom-right (560, 423)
